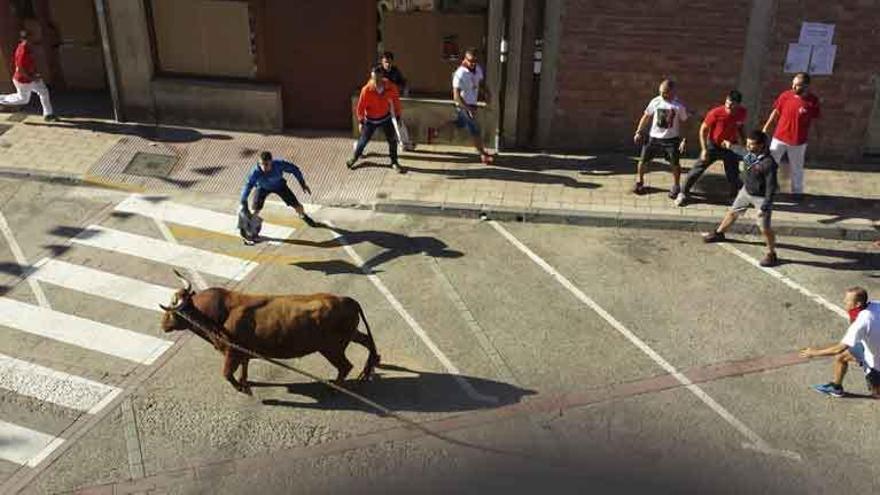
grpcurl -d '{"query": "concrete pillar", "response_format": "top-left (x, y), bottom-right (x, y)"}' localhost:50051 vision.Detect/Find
top-left (486, 0), bottom-right (504, 150)
top-left (535, 0), bottom-right (563, 149)
top-left (501, 0), bottom-right (525, 148)
top-left (105, 0), bottom-right (155, 121)
top-left (737, 0), bottom-right (778, 131)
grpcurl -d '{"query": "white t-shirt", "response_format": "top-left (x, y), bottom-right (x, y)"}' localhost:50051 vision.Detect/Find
top-left (645, 96), bottom-right (688, 139)
top-left (452, 64), bottom-right (484, 106)
top-left (841, 301), bottom-right (880, 370)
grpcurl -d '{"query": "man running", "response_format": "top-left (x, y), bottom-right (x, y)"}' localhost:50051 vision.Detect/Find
top-left (347, 66), bottom-right (404, 173)
top-left (676, 90), bottom-right (746, 206)
top-left (452, 48), bottom-right (494, 164)
top-left (801, 287), bottom-right (880, 398)
top-left (0, 30), bottom-right (57, 121)
top-left (702, 130), bottom-right (780, 267)
top-left (240, 151), bottom-right (315, 243)
top-left (633, 79), bottom-right (688, 198)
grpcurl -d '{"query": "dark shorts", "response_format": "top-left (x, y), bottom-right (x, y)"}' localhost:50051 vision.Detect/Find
top-left (251, 184), bottom-right (301, 211)
top-left (454, 107), bottom-right (481, 136)
top-left (639, 137), bottom-right (682, 166)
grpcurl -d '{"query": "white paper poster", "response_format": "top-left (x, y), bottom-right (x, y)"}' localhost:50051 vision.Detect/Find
top-left (784, 43), bottom-right (812, 73)
top-left (809, 44), bottom-right (837, 75)
top-left (799, 22), bottom-right (835, 46)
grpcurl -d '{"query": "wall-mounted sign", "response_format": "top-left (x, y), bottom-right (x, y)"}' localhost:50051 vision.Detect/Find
top-left (798, 22), bottom-right (834, 46)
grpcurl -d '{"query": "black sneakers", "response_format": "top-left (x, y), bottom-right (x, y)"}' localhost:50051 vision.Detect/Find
top-left (345, 157), bottom-right (357, 169)
top-left (759, 251), bottom-right (779, 267)
top-left (703, 231), bottom-right (726, 243)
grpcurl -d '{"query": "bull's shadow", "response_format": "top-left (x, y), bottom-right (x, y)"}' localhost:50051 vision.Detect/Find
top-left (257, 364), bottom-right (535, 414)
top-left (276, 226), bottom-right (463, 273)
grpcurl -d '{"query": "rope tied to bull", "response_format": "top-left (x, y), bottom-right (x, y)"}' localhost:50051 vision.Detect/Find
top-left (168, 305), bottom-right (547, 463)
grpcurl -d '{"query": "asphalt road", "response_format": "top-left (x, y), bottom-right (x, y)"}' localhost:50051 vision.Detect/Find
top-left (0, 178), bottom-right (877, 494)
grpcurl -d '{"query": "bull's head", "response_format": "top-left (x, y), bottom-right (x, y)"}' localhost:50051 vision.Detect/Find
top-left (159, 269), bottom-right (195, 332)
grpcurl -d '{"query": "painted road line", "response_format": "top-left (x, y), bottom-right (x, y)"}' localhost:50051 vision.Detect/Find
top-left (152, 218), bottom-right (210, 290)
top-left (489, 220), bottom-right (802, 461)
top-left (0, 298), bottom-right (173, 365)
top-left (31, 258), bottom-right (176, 313)
top-left (71, 225), bottom-right (256, 281)
top-left (0, 210), bottom-right (49, 308)
top-left (718, 243), bottom-right (849, 320)
top-left (0, 420), bottom-right (63, 467)
top-left (327, 221), bottom-right (497, 404)
top-left (0, 354), bottom-right (122, 413)
top-left (116, 195), bottom-right (296, 241)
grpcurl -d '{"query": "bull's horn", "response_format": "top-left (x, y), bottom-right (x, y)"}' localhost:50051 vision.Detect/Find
top-left (159, 303), bottom-right (171, 311)
top-left (172, 269), bottom-right (193, 292)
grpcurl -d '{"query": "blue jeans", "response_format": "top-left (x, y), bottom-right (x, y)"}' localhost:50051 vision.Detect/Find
top-left (354, 116), bottom-right (398, 164)
top-left (454, 107), bottom-right (481, 136)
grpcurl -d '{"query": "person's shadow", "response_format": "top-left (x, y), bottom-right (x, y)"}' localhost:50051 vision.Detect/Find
top-left (25, 120), bottom-right (232, 143)
top-left (271, 225), bottom-right (463, 274)
top-left (258, 363), bottom-right (536, 414)
top-left (726, 238), bottom-right (879, 272)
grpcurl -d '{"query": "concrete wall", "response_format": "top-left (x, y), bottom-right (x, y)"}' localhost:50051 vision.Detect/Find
top-left (545, 0), bottom-right (880, 161)
top-left (153, 78), bottom-right (282, 132)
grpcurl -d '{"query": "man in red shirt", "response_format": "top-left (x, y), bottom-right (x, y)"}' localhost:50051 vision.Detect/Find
top-left (676, 90), bottom-right (746, 206)
top-left (0, 30), bottom-right (57, 121)
top-left (761, 72), bottom-right (820, 197)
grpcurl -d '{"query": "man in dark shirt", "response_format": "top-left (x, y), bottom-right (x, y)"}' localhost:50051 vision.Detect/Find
top-left (379, 52), bottom-right (415, 151)
top-left (702, 130), bottom-right (780, 267)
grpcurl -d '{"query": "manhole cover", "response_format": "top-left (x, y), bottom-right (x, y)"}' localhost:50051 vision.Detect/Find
top-left (6, 113), bottom-right (27, 122)
top-left (123, 152), bottom-right (178, 178)
top-left (0, 124), bottom-right (11, 136)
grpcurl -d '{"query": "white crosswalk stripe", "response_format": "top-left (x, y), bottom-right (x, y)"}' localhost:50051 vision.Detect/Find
top-left (71, 225), bottom-right (256, 281)
top-left (0, 354), bottom-right (122, 413)
top-left (0, 420), bottom-right (63, 467)
top-left (30, 258), bottom-right (176, 313)
top-left (115, 195), bottom-right (296, 240)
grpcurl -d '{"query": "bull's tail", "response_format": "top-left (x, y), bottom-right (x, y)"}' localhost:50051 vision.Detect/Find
top-left (355, 301), bottom-right (381, 380)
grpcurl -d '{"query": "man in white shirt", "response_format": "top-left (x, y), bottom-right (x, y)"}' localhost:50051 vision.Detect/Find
top-left (800, 287), bottom-right (880, 398)
top-left (632, 79), bottom-right (688, 198)
top-left (452, 48), bottom-right (494, 164)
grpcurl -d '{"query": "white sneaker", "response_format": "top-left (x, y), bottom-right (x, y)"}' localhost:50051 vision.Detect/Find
top-left (674, 192), bottom-right (687, 207)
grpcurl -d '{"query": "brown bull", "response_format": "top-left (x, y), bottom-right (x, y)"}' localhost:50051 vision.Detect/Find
top-left (159, 270), bottom-right (380, 395)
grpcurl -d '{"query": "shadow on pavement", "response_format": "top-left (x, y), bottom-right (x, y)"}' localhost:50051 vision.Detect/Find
top-left (282, 225), bottom-right (463, 273)
top-left (258, 363), bottom-right (535, 413)
top-left (25, 120), bottom-right (233, 143)
top-left (773, 193), bottom-right (880, 225)
top-left (401, 165), bottom-right (600, 189)
top-left (727, 238), bottom-right (879, 272)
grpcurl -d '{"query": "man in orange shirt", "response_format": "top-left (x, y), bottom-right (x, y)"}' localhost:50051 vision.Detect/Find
top-left (347, 66), bottom-right (404, 173)
top-left (0, 30), bottom-right (57, 121)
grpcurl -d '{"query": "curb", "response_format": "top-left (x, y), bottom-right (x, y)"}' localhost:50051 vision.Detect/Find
top-left (1, 166), bottom-right (875, 241)
top-left (372, 200), bottom-right (879, 241)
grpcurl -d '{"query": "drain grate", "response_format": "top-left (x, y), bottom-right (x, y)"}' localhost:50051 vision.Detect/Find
top-left (0, 124), bottom-right (11, 136)
top-left (123, 152), bottom-right (178, 178)
top-left (6, 113), bottom-right (27, 122)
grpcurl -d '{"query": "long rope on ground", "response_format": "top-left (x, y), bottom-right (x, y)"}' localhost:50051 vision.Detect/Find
top-left (170, 307), bottom-right (559, 466)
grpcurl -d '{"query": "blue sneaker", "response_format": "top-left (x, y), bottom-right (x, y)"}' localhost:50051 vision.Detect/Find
top-left (812, 382), bottom-right (844, 398)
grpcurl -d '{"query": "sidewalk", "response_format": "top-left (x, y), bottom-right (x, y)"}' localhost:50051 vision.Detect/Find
top-left (0, 109), bottom-right (877, 240)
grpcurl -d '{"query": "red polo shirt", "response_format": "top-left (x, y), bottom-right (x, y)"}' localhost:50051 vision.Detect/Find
top-left (12, 41), bottom-right (36, 83)
top-left (703, 105), bottom-right (747, 146)
top-left (772, 90), bottom-right (820, 146)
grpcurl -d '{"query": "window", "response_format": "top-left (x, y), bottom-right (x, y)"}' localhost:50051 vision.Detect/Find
top-left (150, 0), bottom-right (255, 79)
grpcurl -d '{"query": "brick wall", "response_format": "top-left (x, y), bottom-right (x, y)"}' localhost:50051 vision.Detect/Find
top-left (759, 0), bottom-right (880, 161)
top-left (550, 0), bottom-right (752, 153)
top-left (549, 0), bottom-right (880, 162)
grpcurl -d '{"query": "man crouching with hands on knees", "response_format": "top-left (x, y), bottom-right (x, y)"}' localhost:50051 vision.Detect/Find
top-left (240, 151), bottom-right (315, 244)
top-left (801, 287), bottom-right (880, 398)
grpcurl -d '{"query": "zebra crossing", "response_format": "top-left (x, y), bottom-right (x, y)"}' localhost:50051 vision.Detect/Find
top-left (0, 195), bottom-right (295, 471)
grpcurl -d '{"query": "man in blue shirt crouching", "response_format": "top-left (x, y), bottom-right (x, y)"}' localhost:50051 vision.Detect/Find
top-left (240, 151), bottom-right (316, 242)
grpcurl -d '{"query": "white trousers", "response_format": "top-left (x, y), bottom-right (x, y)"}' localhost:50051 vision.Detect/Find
top-left (0, 79), bottom-right (54, 116)
top-left (769, 137), bottom-right (807, 194)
